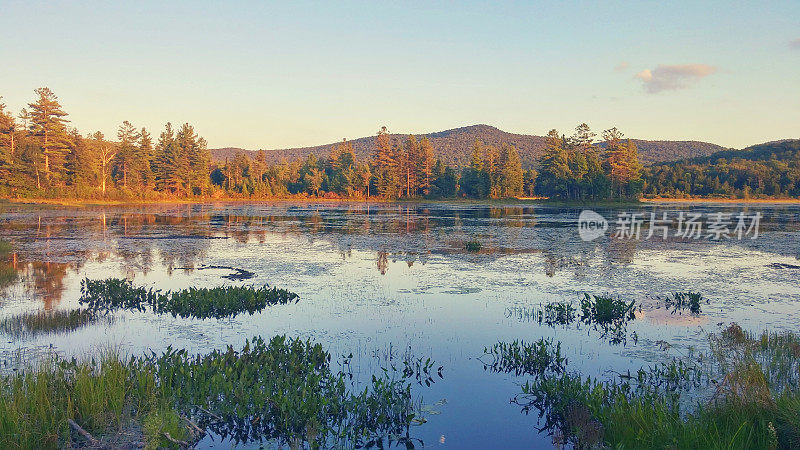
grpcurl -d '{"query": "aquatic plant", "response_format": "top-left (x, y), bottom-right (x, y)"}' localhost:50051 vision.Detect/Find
top-left (510, 325), bottom-right (800, 449)
top-left (465, 239), bottom-right (482, 252)
top-left (0, 335), bottom-right (433, 449)
top-left (0, 309), bottom-right (109, 339)
top-left (481, 338), bottom-right (566, 377)
top-left (79, 278), bottom-right (299, 319)
top-left (661, 291), bottom-right (707, 314)
top-left (539, 301), bottom-right (577, 326)
top-left (580, 293), bottom-right (635, 325)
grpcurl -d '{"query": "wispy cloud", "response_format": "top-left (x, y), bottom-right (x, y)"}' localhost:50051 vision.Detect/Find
top-left (614, 61), bottom-right (629, 72)
top-left (790, 38), bottom-right (800, 49)
top-left (635, 64), bottom-right (716, 93)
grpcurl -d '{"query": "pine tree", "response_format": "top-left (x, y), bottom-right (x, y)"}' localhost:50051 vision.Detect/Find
top-left (401, 135), bottom-right (419, 197)
top-left (27, 88), bottom-right (72, 185)
top-left (139, 128), bottom-right (154, 188)
top-left (373, 126), bottom-right (399, 198)
top-left (0, 99), bottom-right (17, 183)
top-left (154, 123), bottom-right (176, 192)
top-left (499, 143), bottom-right (523, 197)
top-left (417, 137), bottom-right (435, 196)
top-left (115, 120), bottom-right (141, 189)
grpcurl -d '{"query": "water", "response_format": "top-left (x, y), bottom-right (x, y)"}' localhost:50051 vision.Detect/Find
top-left (0, 201), bottom-right (799, 448)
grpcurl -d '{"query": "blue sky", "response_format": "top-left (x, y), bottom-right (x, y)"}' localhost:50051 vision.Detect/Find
top-left (1, 0), bottom-right (798, 149)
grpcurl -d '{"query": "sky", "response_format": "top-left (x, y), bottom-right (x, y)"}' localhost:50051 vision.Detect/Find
top-left (1, 0), bottom-right (798, 150)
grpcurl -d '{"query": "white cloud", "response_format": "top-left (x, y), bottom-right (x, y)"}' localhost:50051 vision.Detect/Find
top-left (635, 64), bottom-right (716, 93)
top-left (614, 61), bottom-right (629, 72)
top-left (790, 38), bottom-right (800, 49)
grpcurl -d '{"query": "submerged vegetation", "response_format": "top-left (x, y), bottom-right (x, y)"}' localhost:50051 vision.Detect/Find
top-left (503, 323), bottom-right (800, 449)
top-left (79, 278), bottom-right (299, 319)
top-left (0, 309), bottom-right (110, 339)
top-left (0, 335), bottom-right (430, 449)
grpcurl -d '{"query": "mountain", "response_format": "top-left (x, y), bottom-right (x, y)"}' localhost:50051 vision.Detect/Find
top-left (210, 124), bottom-right (727, 168)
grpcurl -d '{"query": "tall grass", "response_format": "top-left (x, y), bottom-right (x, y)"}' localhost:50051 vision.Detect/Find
top-left (0, 335), bottom-right (428, 449)
top-left (513, 325), bottom-right (800, 449)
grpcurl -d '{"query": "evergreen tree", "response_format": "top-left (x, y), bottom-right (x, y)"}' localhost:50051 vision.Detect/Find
top-left (115, 120), bottom-right (141, 189)
top-left (27, 87), bottom-right (72, 186)
top-left (417, 137), bottom-right (435, 196)
top-left (498, 143), bottom-right (523, 197)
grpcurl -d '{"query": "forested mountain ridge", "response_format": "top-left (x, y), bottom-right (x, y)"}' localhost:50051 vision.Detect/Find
top-left (642, 139), bottom-right (800, 198)
top-left (211, 124), bottom-right (726, 168)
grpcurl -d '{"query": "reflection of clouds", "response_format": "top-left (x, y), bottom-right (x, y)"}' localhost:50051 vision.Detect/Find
top-left (636, 308), bottom-right (708, 327)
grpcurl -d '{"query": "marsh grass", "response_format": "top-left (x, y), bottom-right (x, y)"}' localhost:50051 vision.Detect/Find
top-left (79, 278), bottom-right (299, 319)
top-left (0, 335), bottom-right (429, 449)
top-left (660, 291), bottom-right (707, 314)
top-left (512, 324), bottom-right (800, 449)
top-left (465, 239), bottom-right (482, 252)
top-left (0, 309), bottom-right (110, 339)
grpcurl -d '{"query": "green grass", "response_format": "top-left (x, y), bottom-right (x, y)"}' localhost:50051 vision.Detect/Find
top-left (510, 325), bottom-right (800, 449)
top-left (79, 278), bottom-right (299, 319)
top-left (0, 335), bottom-right (428, 449)
top-left (465, 239), bottom-right (482, 252)
top-left (661, 291), bottom-right (707, 314)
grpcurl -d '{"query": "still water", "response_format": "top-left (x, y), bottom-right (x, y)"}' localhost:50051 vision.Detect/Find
top-left (0, 201), bottom-right (798, 448)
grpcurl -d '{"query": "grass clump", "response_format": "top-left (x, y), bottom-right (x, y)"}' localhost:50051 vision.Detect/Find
top-left (580, 293), bottom-right (635, 325)
top-left (465, 239), bottom-right (482, 252)
top-left (661, 291), bottom-right (707, 314)
top-left (512, 324), bottom-right (800, 449)
top-left (0, 335), bottom-right (430, 449)
top-left (0, 309), bottom-right (109, 339)
top-left (79, 278), bottom-right (299, 319)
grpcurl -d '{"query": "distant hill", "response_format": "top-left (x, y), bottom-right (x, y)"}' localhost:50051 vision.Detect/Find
top-left (210, 124), bottom-right (727, 168)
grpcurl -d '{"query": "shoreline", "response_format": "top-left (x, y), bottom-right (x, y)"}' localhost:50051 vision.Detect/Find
top-left (3, 196), bottom-right (800, 207)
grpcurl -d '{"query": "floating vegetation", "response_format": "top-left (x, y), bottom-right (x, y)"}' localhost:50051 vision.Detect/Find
top-left (540, 301), bottom-right (577, 326)
top-left (465, 239), bottom-right (482, 252)
top-left (505, 295), bottom-right (637, 345)
top-left (509, 325), bottom-right (800, 449)
top-left (0, 309), bottom-right (111, 339)
top-left (580, 294), bottom-right (636, 325)
top-left (481, 338), bottom-right (566, 377)
top-left (659, 291), bottom-right (707, 314)
top-left (0, 335), bottom-right (433, 449)
top-left (79, 278), bottom-right (298, 319)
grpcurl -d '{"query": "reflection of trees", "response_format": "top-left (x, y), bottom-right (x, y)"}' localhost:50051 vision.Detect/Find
top-left (20, 261), bottom-right (72, 309)
top-left (0, 203), bottom-right (656, 282)
top-left (377, 251), bottom-right (388, 275)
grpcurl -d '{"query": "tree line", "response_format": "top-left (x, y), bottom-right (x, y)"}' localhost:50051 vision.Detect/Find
top-left (642, 140), bottom-right (800, 198)
top-left (0, 88), bottom-right (650, 201)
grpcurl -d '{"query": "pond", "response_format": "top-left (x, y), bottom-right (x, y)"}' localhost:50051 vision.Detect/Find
top-left (0, 201), bottom-right (799, 448)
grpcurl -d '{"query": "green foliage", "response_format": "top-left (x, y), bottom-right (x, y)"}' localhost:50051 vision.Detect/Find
top-left (79, 278), bottom-right (299, 319)
top-left (511, 325), bottom-right (800, 449)
top-left (643, 140), bottom-right (800, 198)
top-left (661, 291), bottom-right (707, 314)
top-left (580, 293), bottom-right (636, 325)
top-left (465, 239), bottom-right (482, 252)
top-left (0, 336), bottom-right (431, 449)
